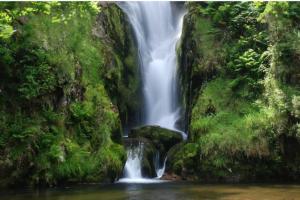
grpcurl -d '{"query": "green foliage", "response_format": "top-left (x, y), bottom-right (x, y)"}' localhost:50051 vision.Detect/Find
top-left (191, 78), bottom-right (273, 156)
top-left (0, 24), bottom-right (14, 39)
top-left (19, 63), bottom-right (57, 99)
top-left (99, 4), bottom-right (141, 128)
top-left (0, 2), bottom-right (126, 187)
top-left (70, 102), bottom-right (94, 121)
top-left (173, 2), bottom-right (300, 181)
top-left (259, 2), bottom-right (300, 86)
top-left (169, 143), bottom-right (199, 174)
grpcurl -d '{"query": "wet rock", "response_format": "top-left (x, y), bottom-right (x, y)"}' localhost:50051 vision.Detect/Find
top-left (124, 138), bottom-right (157, 178)
top-left (94, 3), bottom-right (141, 130)
top-left (129, 125), bottom-right (183, 157)
top-left (161, 172), bottom-right (182, 181)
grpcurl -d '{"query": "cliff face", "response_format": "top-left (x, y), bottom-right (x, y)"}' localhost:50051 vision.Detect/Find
top-left (0, 1), bottom-right (299, 187)
top-left (0, 2), bottom-right (140, 187)
top-left (95, 3), bottom-right (142, 133)
top-left (178, 2), bottom-right (220, 134)
top-left (172, 2), bottom-right (300, 182)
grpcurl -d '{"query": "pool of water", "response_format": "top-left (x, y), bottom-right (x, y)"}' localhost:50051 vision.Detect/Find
top-left (1, 182), bottom-right (300, 200)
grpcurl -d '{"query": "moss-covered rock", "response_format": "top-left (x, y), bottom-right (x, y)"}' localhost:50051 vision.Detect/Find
top-left (165, 142), bottom-right (199, 180)
top-left (96, 3), bottom-right (142, 131)
top-left (178, 2), bottom-right (221, 134)
top-left (124, 138), bottom-right (157, 178)
top-left (129, 125), bottom-right (183, 156)
top-left (174, 2), bottom-right (300, 182)
top-left (0, 2), bottom-right (127, 187)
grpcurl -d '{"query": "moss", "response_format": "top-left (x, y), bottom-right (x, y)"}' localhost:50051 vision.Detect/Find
top-left (140, 140), bottom-right (157, 178)
top-left (130, 125), bottom-right (183, 156)
top-left (191, 79), bottom-right (271, 156)
top-left (178, 6), bottom-right (223, 132)
top-left (99, 4), bottom-right (141, 129)
top-left (174, 2), bottom-right (300, 182)
top-left (0, 2), bottom-right (126, 187)
top-left (123, 137), bottom-right (157, 177)
top-left (166, 142), bottom-right (201, 180)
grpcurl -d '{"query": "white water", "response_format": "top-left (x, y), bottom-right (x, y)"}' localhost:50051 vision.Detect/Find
top-left (118, 142), bottom-right (167, 183)
top-left (155, 153), bottom-right (167, 178)
top-left (117, 2), bottom-right (186, 183)
top-left (123, 142), bottom-right (144, 179)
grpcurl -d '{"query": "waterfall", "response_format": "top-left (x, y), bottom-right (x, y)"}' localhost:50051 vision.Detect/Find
top-left (117, 2), bottom-right (186, 183)
top-left (123, 142), bottom-right (144, 179)
top-left (155, 152), bottom-right (167, 178)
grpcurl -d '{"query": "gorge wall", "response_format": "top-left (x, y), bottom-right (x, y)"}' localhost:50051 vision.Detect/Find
top-left (0, 2), bottom-right (140, 187)
top-left (169, 2), bottom-right (300, 182)
top-left (1, 1), bottom-right (300, 187)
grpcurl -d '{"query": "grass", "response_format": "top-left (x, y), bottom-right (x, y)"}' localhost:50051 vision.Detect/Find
top-left (191, 77), bottom-right (275, 157)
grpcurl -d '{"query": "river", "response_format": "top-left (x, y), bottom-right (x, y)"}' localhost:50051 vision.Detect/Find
top-left (2, 182), bottom-right (300, 200)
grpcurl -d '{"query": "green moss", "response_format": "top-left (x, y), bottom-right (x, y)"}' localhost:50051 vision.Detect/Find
top-left (0, 2), bottom-right (126, 187)
top-left (175, 2), bottom-right (300, 181)
top-left (99, 4), bottom-right (141, 128)
top-left (184, 75), bottom-right (287, 178)
top-left (130, 125), bottom-right (183, 156)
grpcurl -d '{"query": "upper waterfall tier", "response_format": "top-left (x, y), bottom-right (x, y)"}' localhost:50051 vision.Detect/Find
top-left (118, 2), bottom-right (186, 132)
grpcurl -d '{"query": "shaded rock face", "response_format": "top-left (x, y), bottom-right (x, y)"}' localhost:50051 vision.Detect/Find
top-left (124, 138), bottom-right (157, 178)
top-left (95, 4), bottom-right (142, 134)
top-left (125, 125), bottom-right (183, 178)
top-left (177, 2), bottom-right (219, 135)
top-left (130, 125), bottom-right (183, 157)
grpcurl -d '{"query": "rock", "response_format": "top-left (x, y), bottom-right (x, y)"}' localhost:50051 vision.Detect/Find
top-left (95, 3), bottom-right (141, 131)
top-left (124, 138), bottom-right (157, 178)
top-left (129, 125), bottom-right (183, 156)
top-left (161, 172), bottom-right (182, 181)
top-left (125, 126), bottom-right (184, 178)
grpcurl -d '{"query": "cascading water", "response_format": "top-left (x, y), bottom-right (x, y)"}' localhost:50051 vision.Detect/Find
top-left (118, 2), bottom-right (186, 183)
top-left (155, 152), bottom-right (167, 178)
top-left (123, 142), bottom-right (144, 179)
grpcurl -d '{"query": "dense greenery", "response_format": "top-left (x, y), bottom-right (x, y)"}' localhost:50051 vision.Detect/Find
top-left (1, 1), bottom-right (300, 187)
top-left (171, 2), bottom-right (300, 182)
top-left (97, 4), bottom-right (141, 130)
top-left (0, 2), bottom-right (127, 187)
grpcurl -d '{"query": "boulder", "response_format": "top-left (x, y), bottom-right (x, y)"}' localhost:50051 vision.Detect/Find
top-left (129, 125), bottom-right (183, 156)
top-left (123, 138), bottom-right (157, 178)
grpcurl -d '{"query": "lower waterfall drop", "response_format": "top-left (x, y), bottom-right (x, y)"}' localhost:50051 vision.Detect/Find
top-left (123, 142), bottom-right (144, 179)
top-left (155, 152), bottom-right (167, 179)
top-left (117, 2), bottom-right (186, 183)
top-left (118, 142), bottom-right (166, 183)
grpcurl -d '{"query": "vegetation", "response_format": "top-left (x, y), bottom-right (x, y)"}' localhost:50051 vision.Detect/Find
top-left (130, 125), bottom-right (183, 157)
top-left (0, 1), bottom-right (300, 187)
top-left (0, 2), bottom-right (127, 187)
top-left (172, 2), bottom-right (300, 182)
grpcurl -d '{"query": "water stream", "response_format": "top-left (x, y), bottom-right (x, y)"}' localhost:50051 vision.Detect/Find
top-left (123, 142), bottom-right (144, 179)
top-left (155, 155), bottom-right (167, 178)
top-left (117, 2), bottom-right (186, 182)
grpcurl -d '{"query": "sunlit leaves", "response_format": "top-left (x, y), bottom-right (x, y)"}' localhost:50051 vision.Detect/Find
top-left (0, 24), bottom-right (14, 39)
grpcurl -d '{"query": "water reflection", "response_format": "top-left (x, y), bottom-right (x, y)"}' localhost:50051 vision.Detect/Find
top-left (1, 182), bottom-right (300, 200)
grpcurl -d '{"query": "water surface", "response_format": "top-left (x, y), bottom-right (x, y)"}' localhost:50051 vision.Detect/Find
top-left (2, 182), bottom-right (300, 200)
